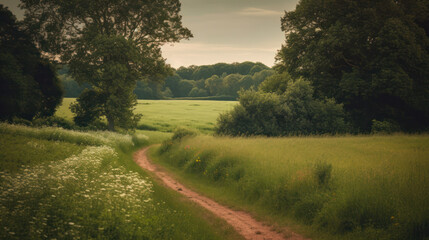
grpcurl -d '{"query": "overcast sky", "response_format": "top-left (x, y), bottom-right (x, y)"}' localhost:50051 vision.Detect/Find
top-left (1, 0), bottom-right (300, 68)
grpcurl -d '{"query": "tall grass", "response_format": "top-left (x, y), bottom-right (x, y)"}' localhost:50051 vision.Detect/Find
top-left (156, 134), bottom-right (429, 239)
top-left (0, 123), bottom-right (147, 148)
top-left (0, 124), bottom-right (239, 239)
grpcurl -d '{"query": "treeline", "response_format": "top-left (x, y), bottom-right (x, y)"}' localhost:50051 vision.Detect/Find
top-left (60, 62), bottom-right (275, 99)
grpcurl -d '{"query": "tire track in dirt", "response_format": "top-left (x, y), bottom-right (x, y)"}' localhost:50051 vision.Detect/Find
top-left (134, 147), bottom-right (309, 240)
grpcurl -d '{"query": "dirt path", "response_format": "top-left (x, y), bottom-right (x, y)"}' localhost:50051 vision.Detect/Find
top-left (134, 147), bottom-right (309, 240)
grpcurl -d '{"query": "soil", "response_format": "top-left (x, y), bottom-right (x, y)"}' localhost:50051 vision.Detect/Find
top-left (134, 147), bottom-right (309, 240)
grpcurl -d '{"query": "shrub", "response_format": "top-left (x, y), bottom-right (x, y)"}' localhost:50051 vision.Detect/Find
top-left (314, 161), bottom-right (332, 187)
top-left (205, 156), bottom-right (236, 181)
top-left (371, 119), bottom-right (401, 134)
top-left (293, 193), bottom-right (327, 225)
top-left (159, 127), bottom-right (197, 154)
top-left (171, 127), bottom-right (197, 141)
top-left (216, 78), bottom-right (348, 136)
top-left (10, 117), bottom-right (32, 126)
top-left (32, 116), bottom-right (75, 129)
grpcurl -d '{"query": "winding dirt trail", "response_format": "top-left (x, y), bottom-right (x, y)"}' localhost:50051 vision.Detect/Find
top-left (133, 147), bottom-right (309, 240)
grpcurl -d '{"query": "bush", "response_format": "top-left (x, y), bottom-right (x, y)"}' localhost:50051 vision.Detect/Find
top-left (216, 78), bottom-right (348, 136)
top-left (10, 117), bottom-right (32, 126)
top-left (32, 116), bottom-right (75, 129)
top-left (313, 161), bottom-right (332, 187)
top-left (171, 127), bottom-right (197, 141)
top-left (371, 119), bottom-right (401, 134)
top-left (159, 127), bottom-right (197, 153)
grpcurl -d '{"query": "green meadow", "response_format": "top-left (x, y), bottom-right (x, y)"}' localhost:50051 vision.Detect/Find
top-left (9, 98), bottom-right (429, 239)
top-left (56, 98), bottom-right (237, 133)
top-left (0, 123), bottom-right (240, 240)
top-left (154, 133), bottom-right (429, 240)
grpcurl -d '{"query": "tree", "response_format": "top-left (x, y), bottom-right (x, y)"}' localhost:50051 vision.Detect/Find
top-left (259, 72), bottom-right (293, 94)
top-left (239, 75), bottom-right (254, 90)
top-left (0, 5), bottom-right (62, 121)
top-left (177, 80), bottom-right (195, 97)
top-left (176, 66), bottom-right (196, 79)
top-left (252, 69), bottom-right (275, 88)
top-left (21, 0), bottom-right (192, 131)
top-left (164, 73), bottom-right (182, 97)
top-left (192, 65), bottom-right (215, 80)
top-left (205, 75), bottom-right (223, 95)
top-left (277, 0), bottom-right (429, 131)
top-left (134, 81), bottom-right (163, 99)
top-left (222, 74), bottom-right (243, 97)
top-left (236, 61), bottom-right (255, 75)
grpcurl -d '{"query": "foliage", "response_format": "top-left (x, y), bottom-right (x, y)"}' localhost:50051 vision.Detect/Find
top-left (21, 0), bottom-right (192, 131)
top-left (277, 0), bottom-right (429, 132)
top-left (258, 72), bottom-right (293, 94)
top-left (0, 5), bottom-right (63, 121)
top-left (32, 116), bottom-right (75, 130)
top-left (156, 134), bottom-right (429, 239)
top-left (134, 80), bottom-right (164, 99)
top-left (70, 89), bottom-right (105, 127)
top-left (160, 127), bottom-right (197, 153)
top-left (216, 78), bottom-right (347, 136)
top-left (165, 63), bottom-right (274, 99)
top-left (171, 127), bottom-right (197, 141)
top-left (59, 62), bottom-right (274, 100)
top-left (176, 62), bottom-right (269, 80)
top-left (371, 119), bottom-right (401, 134)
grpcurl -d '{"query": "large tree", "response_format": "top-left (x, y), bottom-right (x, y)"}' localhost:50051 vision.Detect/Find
top-left (277, 0), bottom-right (429, 131)
top-left (21, 0), bottom-right (192, 131)
top-left (0, 5), bottom-right (62, 121)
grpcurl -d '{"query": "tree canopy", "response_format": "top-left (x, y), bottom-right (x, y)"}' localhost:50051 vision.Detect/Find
top-left (21, 0), bottom-right (192, 131)
top-left (0, 5), bottom-right (62, 121)
top-left (276, 0), bottom-right (429, 132)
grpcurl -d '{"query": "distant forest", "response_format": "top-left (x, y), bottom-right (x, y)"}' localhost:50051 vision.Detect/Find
top-left (59, 62), bottom-right (275, 100)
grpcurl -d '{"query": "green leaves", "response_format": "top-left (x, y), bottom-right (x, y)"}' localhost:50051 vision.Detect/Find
top-left (216, 78), bottom-right (347, 136)
top-left (278, 0), bottom-right (429, 132)
top-left (21, 0), bottom-right (192, 131)
top-left (0, 6), bottom-right (62, 121)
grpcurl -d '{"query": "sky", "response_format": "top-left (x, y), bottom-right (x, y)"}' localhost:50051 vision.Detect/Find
top-left (1, 0), bottom-right (300, 68)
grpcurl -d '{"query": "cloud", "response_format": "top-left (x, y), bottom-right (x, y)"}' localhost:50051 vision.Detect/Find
top-left (236, 7), bottom-right (283, 16)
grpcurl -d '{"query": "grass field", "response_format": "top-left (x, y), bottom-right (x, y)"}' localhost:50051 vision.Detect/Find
top-left (154, 134), bottom-right (429, 240)
top-left (56, 98), bottom-right (237, 133)
top-left (48, 99), bottom-right (429, 239)
top-left (0, 123), bottom-right (241, 240)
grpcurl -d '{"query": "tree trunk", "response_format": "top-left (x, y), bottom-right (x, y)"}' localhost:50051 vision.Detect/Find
top-left (107, 115), bottom-right (115, 131)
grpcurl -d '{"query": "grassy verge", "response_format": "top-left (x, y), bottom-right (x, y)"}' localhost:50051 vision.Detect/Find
top-left (0, 124), bottom-right (241, 240)
top-left (153, 133), bottom-right (429, 240)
